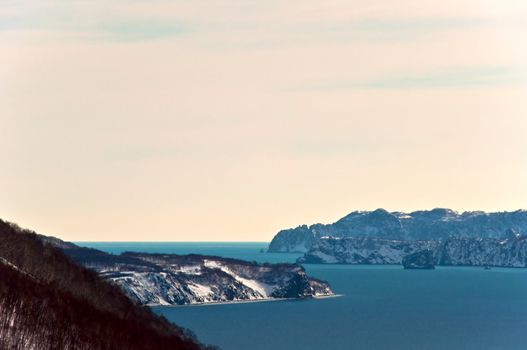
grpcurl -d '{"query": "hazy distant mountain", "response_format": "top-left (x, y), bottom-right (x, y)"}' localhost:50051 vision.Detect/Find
top-left (269, 208), bottom-right (527, 253)
top-left (0, 219), bottom-right (209, 350)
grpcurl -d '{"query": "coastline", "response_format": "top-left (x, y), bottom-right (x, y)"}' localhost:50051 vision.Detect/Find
top-left (148, 293), bottom-right (342, 308)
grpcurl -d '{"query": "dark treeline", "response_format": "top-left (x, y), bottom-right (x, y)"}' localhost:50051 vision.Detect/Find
top-left (0, 219), bottom-right (217, 350)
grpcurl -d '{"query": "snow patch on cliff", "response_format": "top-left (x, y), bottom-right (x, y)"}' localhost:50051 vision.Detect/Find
top-left (204, 259), bottom-right (277, 297)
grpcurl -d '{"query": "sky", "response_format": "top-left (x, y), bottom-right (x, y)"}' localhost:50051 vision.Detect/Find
top-left (2, 0), bottom-right (527, 241)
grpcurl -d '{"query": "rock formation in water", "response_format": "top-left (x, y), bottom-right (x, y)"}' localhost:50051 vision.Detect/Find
top-left (402, 250), bottom-right (435, 269)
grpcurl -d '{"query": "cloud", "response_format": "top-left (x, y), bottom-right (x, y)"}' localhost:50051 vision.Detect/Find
top-left (302, 67), bottom-right (527, 90)
top-left (0, 3), bottom-right (189, 42)
top-left (96, 21), bottom-right (188, 41)
top-left (339, 17), bottom-right (490, 41)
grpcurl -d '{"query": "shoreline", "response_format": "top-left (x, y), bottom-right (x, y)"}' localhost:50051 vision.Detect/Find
top-left (148, 293), bottom-right (342, 308)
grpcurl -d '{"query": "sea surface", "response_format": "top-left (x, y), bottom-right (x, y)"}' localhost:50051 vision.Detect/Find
top-left (78, 242), bottom-right (527, 350)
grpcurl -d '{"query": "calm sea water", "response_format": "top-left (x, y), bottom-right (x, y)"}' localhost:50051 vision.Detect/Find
top-left (77, 242), bottom-right (527, 350)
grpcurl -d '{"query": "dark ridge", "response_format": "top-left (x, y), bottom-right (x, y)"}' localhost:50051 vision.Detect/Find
top-left (119, 251), bottom-right (304, 270)
top-left (0, 219), bottom-right (217, 350)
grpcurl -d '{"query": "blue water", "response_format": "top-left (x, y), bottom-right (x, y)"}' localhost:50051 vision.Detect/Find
top-left (75, 242), bottom-right (300, 264)
top-left (78, 242), bottom-right (527, 350)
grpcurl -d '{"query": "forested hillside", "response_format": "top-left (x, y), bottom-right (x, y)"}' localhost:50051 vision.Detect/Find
top-left (0, 219), bottom-right (215, 350)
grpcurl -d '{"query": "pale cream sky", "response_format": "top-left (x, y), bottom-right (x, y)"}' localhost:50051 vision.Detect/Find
top-left (1, 0), bottom-right (527, 241)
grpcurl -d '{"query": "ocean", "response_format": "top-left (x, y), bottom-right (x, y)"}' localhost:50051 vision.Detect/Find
top-left (77, 242), bottom-right (527, 350)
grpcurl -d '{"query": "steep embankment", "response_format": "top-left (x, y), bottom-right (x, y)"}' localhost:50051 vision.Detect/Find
top-left (298, 234), bottom-right (527, 267)
top-left (0, 219), bottom-right (212, 350)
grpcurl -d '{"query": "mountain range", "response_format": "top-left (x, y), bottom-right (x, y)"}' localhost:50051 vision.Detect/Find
top-left (269, 208), bottom-right (527, 268)
top-left (269, 208), bottom-right (527, 253)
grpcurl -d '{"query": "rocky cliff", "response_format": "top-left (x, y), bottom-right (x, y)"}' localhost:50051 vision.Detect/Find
top-left (269, 209), bottom-right (527, 253)
top-left (297, 233), bottom-right (527, 268)
top-left (298, 237), bottom-right (439, 264)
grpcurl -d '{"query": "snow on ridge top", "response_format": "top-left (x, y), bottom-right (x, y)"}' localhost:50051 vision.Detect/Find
top-left (397, 214), bottom-right (412, 219)
top-left (172, 265), bottom-right (202, 275)
top-left (203, 259), bottom-right (222, 269)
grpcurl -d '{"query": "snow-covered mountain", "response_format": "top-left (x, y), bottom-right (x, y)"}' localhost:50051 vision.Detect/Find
top-left (269, 208), bottom-right (527, 253)
top-left (298, 233), bottom-right (527, 268)
top-left (61, 248), bottom-right (333, 306)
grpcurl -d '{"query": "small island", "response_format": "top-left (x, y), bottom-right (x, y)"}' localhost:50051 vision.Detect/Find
top-left (402, 250), bottom-right (435, 270)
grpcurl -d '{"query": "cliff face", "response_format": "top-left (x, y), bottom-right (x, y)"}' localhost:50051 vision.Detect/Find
top-left (298, 235), bottom-right (527, 268)
top-left (437, 235), bottom-right (527, 267)
top-left (298, 238), bottom-right (439, 264)
top-left (269, 209), bottom-right (527, 253)
top-left (267, 225), bottom-right (317, 253)
top-left (0, 219), bottom-right (208, 350)
top-left (63, 249), bottom-right (334, 305)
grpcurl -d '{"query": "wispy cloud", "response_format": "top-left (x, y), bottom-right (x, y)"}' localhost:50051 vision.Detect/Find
top-left (96, 21), bottom-right (188, 41)
top-left (0, 4), bottom-right (189, 42)
top-left (302, 67), bottom-right (527, 90)
top-left (1, 0), bottom-right (524, 48)
top-left (339, 17), bottom-right (490, 41)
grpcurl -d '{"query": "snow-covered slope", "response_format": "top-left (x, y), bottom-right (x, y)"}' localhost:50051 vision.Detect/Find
top-left (64, 250), bottom-right (333, 306)
top-left (298, 234), bottom-right (527, 268)
top-left (269, 208), bottom-right (527, 253)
